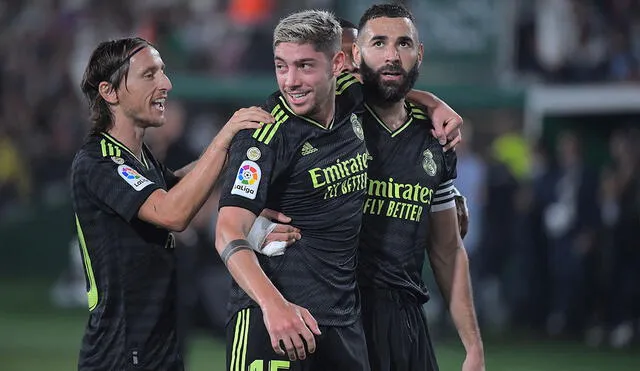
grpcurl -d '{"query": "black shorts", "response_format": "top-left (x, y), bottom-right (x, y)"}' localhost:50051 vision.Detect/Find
top-left (226, 307), bottom-right (370, 371)
top-left (361, 288), bottom-right (439, 371)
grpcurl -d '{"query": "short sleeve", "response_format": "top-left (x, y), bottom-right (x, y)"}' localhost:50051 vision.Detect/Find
top-left (336, 72), bottom-right (363, 106)
top-left (431, 150), bottom-right (458, 213)
top-left (79, 154), bottom-right (162, 221)
top-left (218, 128), bottom-right (287, 216)
top-left (161, 164), bottom-right (179, 190)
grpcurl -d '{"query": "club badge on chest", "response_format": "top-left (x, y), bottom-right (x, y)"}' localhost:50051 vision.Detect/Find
top-left (422, 149), bottom-right (437, 176)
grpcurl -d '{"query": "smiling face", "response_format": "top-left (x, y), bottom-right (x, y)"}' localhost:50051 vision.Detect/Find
top-left (115, 46), bottom-right (172, 128)
top-left (274, 42), bottom-right (343, 123)
top-left (354, 16), bottom-right (423, 103)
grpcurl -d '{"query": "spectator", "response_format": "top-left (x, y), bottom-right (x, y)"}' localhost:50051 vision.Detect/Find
top-left (543, 131), bottom-right (600, 337)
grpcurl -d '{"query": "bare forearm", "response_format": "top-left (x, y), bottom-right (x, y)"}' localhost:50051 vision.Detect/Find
top-left (432, 247), bottom-right (483, 353)
top-left (215, 213), bottom-right (286, 309)
top-left (173, 160), bottom-right (198, 179)
top-left (406, 90), bottom-right (442, 110)
top-left (225, 249), bottom-right (286, 307)
top-left (160, 139), bottom-right (227, 228)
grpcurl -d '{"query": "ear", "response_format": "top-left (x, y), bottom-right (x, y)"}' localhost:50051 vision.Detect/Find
top-left (98, 81), bottom-right (118, 104)
top-left (417, 42), bottom-right (424, 69)
top-left (352, 43), bottom-right (362, 69)
top-left (332, 50), bottom-right (346, 77)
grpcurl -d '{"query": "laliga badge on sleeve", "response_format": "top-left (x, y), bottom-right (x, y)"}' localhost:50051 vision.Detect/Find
top-left (117, 165), bottom-right (153, 191)
top-left (231, 160), bottom-right (261, 199)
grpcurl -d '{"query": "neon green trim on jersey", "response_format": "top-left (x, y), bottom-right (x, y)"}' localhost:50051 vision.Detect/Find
top-left (336, 73), bottom-right (359, 95)
top-left (253, 105), bottom-right (286, 142)
top-left (409, 103), bottom-right (429, 120)
top-left (252, 105), bottom-right (279, 139)
top-left (277, 96), bottom-right (333, 130)
top-left (230, 309), bottom-right (251, 371)
top-left (364, 103), bottom-right (414, 138)
top-left (257, 108), bottom-right (285, 142)
top-left (100, 132), bottom-right (147, 169)
top-left (75, 215), bottom-right (98, 311)
top-left (240, 309), bottom-right (250, 371)
top-left (254, 107), bottom-right (288, 145)
top-left (100, 139), bottom-right (108, 157)
top-left (230, 309), bottom-right (243, 371)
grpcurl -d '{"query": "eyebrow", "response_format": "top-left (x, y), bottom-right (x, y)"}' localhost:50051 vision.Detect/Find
top-left (370, 35), bottom-right (388, 42)
top-left (274, 57), bottom-right (317, 64)
top-left (141, 64), bottom-right (165, 75)
top-left (370, 35), bottom-right (414, 43)
top-left (397, 36), bottom-right (414, 43)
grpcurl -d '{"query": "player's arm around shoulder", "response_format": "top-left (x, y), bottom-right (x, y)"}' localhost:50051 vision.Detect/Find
top-left (138, 107), bottom-right (271, 231)
top-left (406, 90), bottom-right (463, 151)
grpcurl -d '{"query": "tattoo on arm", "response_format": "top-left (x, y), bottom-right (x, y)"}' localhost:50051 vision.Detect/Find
top-left (221, 239), bottom-right (252, 265)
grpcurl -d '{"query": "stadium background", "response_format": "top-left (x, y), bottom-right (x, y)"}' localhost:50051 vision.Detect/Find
top-left (1, 0), bottom-right (640, 370)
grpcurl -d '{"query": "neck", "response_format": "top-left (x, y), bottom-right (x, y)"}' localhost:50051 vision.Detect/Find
top-left (369, 98), bottom-right (407, 131)
top-left (310, 89), bottom-right (336, 128)
top-left (315, 104), bottom-right (335, 128)
top-left (107, 122), bottom-right (145, 159)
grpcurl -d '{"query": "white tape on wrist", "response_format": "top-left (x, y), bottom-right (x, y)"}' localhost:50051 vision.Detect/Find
top-left (247, 216), bottom-right (286, 256)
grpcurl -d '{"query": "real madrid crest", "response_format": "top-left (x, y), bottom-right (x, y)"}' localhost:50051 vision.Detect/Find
top-left (350, 113), bottom-right (364, 141)
top-left (422, 149), bottom-right (437, 176)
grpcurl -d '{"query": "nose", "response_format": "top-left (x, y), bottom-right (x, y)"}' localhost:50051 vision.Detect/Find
top-left (160, 71), bottom-right (172, 92)
top-left (384, 45), bottom-right (400, 63)
top-left (285, 68), bottom-right (301, 88)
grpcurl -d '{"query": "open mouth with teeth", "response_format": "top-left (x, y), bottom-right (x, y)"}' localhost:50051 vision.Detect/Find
top-left (152, 98), bottom-right (166, 112)
top-left (287, 92), bottom-right (310, 105)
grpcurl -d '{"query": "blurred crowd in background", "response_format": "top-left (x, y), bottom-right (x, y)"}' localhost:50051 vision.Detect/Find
top-left (1, 0), bottom-right (639, 354)
top-left (515, 0), bottom-right (640, 83)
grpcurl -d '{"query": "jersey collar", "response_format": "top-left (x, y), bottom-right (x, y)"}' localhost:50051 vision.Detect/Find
top-left (278, 96), bottom-right (335, 131)
top-left (364, 101), bottom-right (422, 138)
top-left (99, 132), bottom-right (150, 170)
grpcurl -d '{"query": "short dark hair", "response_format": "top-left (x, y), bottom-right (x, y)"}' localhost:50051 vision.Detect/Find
top-left (357, 3), bottom-right (416, 32)
top-left (338, 17), bottom-right (357, 30)
top-left (80, 37), bottom-right (152, 135)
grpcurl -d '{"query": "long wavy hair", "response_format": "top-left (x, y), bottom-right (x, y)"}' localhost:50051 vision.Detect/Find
top-left (80, 37), bottom-right (152, 135)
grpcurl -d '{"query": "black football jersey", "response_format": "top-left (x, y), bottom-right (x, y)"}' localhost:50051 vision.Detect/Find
top-left (357, 102), bottom-right (457, 303)
top-left (70, 132), bottom-right (182, 370)
top-left (218, 73), bottom-right (369, 326)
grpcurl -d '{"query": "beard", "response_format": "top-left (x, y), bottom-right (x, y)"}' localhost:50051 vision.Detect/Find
top-left (360, 59), bottom-right (420, 105)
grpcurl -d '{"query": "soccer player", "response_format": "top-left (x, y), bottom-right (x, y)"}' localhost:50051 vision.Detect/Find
top-left (216, 9), bottom-right (466, 371)
top-left (70, 37), bottom-right (271, 370)
top-left (338, 17), bottom-right (464, 155)
top-left (353, 4), bottom-right (484, 370)
top-left (338, 17), bottom-right (470, 239)
top-left (216, 10), bottom-right (369, 370)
